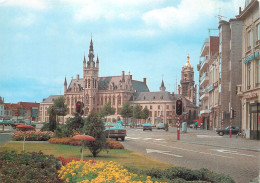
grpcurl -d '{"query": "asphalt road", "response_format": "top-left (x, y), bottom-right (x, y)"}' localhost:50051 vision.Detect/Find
top-left (122, 127), bottom-right (259, 183)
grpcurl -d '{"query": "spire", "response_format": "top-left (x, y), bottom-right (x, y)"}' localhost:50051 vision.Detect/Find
top-left (96, 55), bottom-right (99, 63)
top-left (185, 54), bottom-right (191, 68)
top-left (88, 36), bottom-right (94, 63)
top-left (64, 76), bottom-right (67, 86)
top-left (160, 79), bottom-right (166, 91)
top-left (83, 54), bottom-right (86, 63)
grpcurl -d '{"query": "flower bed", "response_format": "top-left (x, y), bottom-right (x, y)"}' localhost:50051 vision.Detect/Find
top-left (57, 156), bottom-right (96, 166)
top-left (49, 137), bottom-right (124, 149)
top-left (58, 160), bottom-right (165, 183)
top-left (0, 151), bottom-right (62, 183)
top-left (11, 131), bottom-right (54, 141)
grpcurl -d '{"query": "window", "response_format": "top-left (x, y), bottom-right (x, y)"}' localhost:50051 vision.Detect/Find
top-left (257, 24), bottom-right (260, 41)
top-left (247, 62), bottom-right (251, 89)
top-left (248, 31), bottom-right (252, 50)
top-left (166, 105), bottom-right (169, 109)
top-left (158, 105), bottom-right (160, 109)
top-left (257, 60), bottom-right (260, 87)
top-left (150, 105), bottom-right (152, 110)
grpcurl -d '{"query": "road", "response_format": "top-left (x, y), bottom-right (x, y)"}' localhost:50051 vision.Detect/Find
top-left (122, 127), bottom-right (259, 183)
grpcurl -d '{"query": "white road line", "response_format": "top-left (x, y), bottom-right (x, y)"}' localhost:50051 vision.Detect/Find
top-left (145, 141), bottom-right (233, 159)
top-left (211, 149), bottom-right (256, 158)
top-left (143, 138), bottom-right (153, 140)
top-left (125, 137), bottom-right (139, 140)
top-left (154, 139), bottom-right (164, 141)
top-left (197, 135), bottom-right (223, 138)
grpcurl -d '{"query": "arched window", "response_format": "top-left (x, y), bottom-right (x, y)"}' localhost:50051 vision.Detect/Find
top-left (113, 96), bottom-right (115, 105)
top-left (101, 97), bottom-right (103, 105)
top-left (117, 95), bottom-right (121, 106)
top-left (93, 97), bottom-right (95, 105)
top-left (88, 79), bottom-right (91, 88)
top-left (105, 96), bottom-right (107, 104)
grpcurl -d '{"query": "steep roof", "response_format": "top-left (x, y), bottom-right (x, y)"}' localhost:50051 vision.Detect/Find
top-left (133, 91), bottom-right (178, 102)
top-left (41, 95), bottom-right (63, 103)
top-left (132, 80), bottom-right (149, 92)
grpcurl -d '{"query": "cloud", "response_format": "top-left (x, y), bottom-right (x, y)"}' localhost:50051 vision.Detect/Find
top-left (0, 0), bottom-right (48, 10)
top-left (142, 0), bottom-right (240, 30)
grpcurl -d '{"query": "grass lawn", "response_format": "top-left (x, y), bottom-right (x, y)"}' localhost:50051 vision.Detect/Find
top-left (0, 141), bottom-right (172, 170)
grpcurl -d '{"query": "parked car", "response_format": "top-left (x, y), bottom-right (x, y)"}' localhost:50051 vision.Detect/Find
top-left (143, 123), bottom-right (152, 131)
top-left (216, 126), bottom-right (239, 136)
top-left (0, 120), bottom-right (15, 127)
top-left (14, 120), bottom-right (36, 128)
top-left (105, 122), bottom-right (126, 141)
top-left (189, 124), bottom-right (194, 128)
top-left (157, 123), bottom-right (165, 130)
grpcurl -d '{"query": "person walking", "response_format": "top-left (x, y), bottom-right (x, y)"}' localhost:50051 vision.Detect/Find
top-left (165, 123), bottom-right (169, 132)
top-left (117, 116), bottom-right (123, 126)
top-left (195, 121), bottom-right (198, 130)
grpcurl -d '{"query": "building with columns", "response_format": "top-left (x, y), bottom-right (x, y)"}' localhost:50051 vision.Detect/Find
top-left (64, 37), bottom-right (149, 117)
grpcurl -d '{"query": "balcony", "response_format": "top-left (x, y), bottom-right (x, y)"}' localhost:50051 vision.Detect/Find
top-left (236, 85), bottom-right (243, 97)
top-left (200, 109), bottom-right (211, 115)
top-left (200, 72), bottom-right (209, 87)
top-left (200, 91), bottom-right (209, 101)
top-left (199, 55), bottom-right (209, 72)
top-left (208, 84), bottom-right (214, 92)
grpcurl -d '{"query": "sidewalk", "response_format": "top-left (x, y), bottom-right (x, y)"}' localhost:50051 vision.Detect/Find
top-left (168, 127), bottom-right (260, 152)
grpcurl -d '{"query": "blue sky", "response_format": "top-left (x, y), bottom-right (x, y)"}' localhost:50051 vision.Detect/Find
top-left (0, 0), bottom-right (244, 103)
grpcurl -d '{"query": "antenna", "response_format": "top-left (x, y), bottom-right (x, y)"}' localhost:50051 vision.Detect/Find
top-left (215, 8), bottom-right (226, 21)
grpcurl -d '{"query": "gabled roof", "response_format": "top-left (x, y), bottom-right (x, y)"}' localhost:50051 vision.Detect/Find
top-left (4, 103), bottom-right (20, 110)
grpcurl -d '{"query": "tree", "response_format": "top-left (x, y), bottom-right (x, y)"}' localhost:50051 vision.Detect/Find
top-left (120, 102), bottom-right (133, 124)
top-left (99, 102), bottom-right (116, 122)
top-left (48, 107), bottom-right (56, 132)
top-left (141, 106), bottom-right (150, 123)
top-left (133, 104), bottom-right (142, 127)
top-left (83, 111), bottom-right (106, 157)
top-left (66, 113), bottom-right (85, 134)
top-left (53, 96), bottom-right (68, 122)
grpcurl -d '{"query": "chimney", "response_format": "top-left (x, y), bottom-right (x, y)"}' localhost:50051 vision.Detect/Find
top-left (239, 7), bottom-right (241, 14)
top-left (77, 74), bottom-right (80, 80)
top-left (122, 71), bottom-right (125, 81)
top-left (143, 78), bottom-right (146, 84)
top-left (130, 75), bottom-right (132, 80)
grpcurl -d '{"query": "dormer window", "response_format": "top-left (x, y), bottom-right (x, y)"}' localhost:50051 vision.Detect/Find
top-left (144, 96), bottom-right (146, 100)
top-left (153, 96), bottom-right (155, 100)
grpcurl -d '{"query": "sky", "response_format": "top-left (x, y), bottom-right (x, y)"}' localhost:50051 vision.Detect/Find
top-left (0, 0), bottom-right (244, 103)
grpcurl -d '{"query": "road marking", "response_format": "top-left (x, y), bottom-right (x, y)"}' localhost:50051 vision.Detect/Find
top-left (145, 142), bottom-right (233, 159)
top-left (125, 137), bottom-right (139, 140)
top-left (212, 149), bottom-right (256, 158)
top-left (154, 139), bottom-right (164, 141)
top-left (143, 138), bottom-right (153, 140)
top-left (146, 148), bottom-right (182, 158)
top-left (197, 135), bottom-right (223, 138)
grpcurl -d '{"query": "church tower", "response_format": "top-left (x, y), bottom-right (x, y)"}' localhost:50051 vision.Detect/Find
top-left (178, 55), bottom-right (197, 104)
top-left (83, 37), bottom-right (99, 113)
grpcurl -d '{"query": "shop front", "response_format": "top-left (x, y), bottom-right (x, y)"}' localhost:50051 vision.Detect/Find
top-left (250, 102), bottom-right (260, 140)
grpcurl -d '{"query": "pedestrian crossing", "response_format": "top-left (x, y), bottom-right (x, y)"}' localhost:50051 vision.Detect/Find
top-left (125, 136), bottom-right (166, 142)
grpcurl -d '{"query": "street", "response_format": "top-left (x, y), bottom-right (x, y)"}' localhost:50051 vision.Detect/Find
top-left (122, 127), bottom-right (260, 183)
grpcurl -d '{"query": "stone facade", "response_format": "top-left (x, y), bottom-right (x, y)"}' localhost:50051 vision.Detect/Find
top-left (237, 0), bottom-right (260, 140)
top-left (64, 38), bottom-right (149, 118)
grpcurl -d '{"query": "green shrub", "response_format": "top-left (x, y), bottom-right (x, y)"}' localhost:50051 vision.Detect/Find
top-left (40, 122), bottom-right (50, 131)
top-left (0, 151), bottom-right (62, 183)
